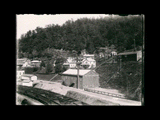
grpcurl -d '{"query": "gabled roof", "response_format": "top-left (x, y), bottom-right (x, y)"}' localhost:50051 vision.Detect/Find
top-left (62, 69), bottom-right (91, 76)
top-left (31, 60), bottom-right (41, 62)
top-left (86, 58), bottom-right (95, 62)
top-left (83, 54), bottom-right (94, 56)
top-left (63, 63), bottom-right (69, 65)
top-left (117, 50), bottom-right (142, 56)
top-left (21, 74), bottom-right (36, 77)
top-left (17, 59), bottom-right (25, 66)
top-left (82, 58), bottom-right (95, 62)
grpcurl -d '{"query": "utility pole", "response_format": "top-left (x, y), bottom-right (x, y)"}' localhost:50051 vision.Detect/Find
top-left (134, 32), bottom-right (138, 51)
top-left (126, 75), bottom-right (129, 96)
top-left (134, 38), bottom-right (136, 51)
top-left (76, 55), bottom-right (80, 89)
top-left (119, 57), bottom-right (122, 72)
top-left (73, 50), bottom-right (80, 89)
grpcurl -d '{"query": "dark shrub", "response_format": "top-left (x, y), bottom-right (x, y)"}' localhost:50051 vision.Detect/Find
top-left (46, 63), bottom-right (53, 74)
top-left (33, 67), bottom-right (39, 72)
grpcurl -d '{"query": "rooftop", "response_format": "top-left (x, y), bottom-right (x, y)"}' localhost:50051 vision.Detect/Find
top-left (117, 50), bottom-right (141, 56)
top-left (31, 60), bottom-right (41, 62)
top-left (86, 58), bottom-right (95, 62)
top-left (62, 69), bottom-right (92, 76)
top-left (21, 74), bottom-right (37, 77)
top-left (83, 54), bottom-right (94, 56)
top-left (17, 59), bottom-right (24, 65)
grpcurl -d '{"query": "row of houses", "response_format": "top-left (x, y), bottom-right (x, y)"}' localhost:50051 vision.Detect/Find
top-left (17, 58), bottom-right (41, 70)
top-left (63, 54), bottom-right (96, 69)
top-left (60, 49), bottom-right (143, 89)
top-left (96, 45), bottom-right (142, 63)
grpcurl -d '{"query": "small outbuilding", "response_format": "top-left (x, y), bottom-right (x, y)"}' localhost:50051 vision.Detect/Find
top-left (61, 69), bottom-right (100, 89)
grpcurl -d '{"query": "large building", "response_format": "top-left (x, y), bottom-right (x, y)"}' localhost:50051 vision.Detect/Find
top-left (61, 69), bottom-right (100, 89)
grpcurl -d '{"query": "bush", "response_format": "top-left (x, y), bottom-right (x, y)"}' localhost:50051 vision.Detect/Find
top-left (82, 64), bottom-right (90, 69)
top-left (55, 64), bottom-right (63, 73)
top-left (40, 61), bottom-right (45, 69)
top-left (46, 63), bottom-right (53, 74)
top-left (33, 67), bottom-right (39, 72)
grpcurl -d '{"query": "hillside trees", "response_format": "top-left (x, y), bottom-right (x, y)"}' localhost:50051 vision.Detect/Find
top-left (18, 15), bottom-right (143, 59)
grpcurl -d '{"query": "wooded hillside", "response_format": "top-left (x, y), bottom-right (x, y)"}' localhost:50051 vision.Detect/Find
top-left (18, 15), bottom-right (143, 59)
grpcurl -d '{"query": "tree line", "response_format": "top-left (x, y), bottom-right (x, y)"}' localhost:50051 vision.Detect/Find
top-left (18, 15), bottom-right (143, 58)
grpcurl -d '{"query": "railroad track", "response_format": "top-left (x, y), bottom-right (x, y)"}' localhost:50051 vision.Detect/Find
top-left (84, 88), bottom-right (126, 99)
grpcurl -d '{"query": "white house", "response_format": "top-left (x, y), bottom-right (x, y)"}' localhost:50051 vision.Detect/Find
top-left (111, 51), bottom-right (117, 56)
top-left (99, 52), bottom-right (105, 58)
top-left (22, 59), bottom-right (32, 67)
top-left (17, 70), bottom-right (25, 81)
top-left (69, 62), bottom-right (77, 68)
top-left (63, 54), bottom-right (96, 69)
top-left (81, 58), bottom-right (96, 68)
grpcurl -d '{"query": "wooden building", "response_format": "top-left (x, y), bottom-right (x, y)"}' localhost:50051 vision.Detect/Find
top-left (61, 69), bottom-right (99, 89)
top-left (117, 50), bottom-right (142, 62)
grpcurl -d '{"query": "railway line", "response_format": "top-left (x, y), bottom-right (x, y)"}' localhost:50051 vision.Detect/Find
top-left (16, 83), bottom-right (141, 105)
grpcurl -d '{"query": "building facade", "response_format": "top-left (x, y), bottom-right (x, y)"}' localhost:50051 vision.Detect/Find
top-left (61, 69), bottom-right (99, 89)
top-left (81, 58), bottom-right (96, 68)
top-left (117, 50), bottom-right (142, 62)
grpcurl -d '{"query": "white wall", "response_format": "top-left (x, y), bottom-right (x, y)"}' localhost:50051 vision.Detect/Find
top-left (137, 50), bottom-right (142, 61)
top-left (17, 70), bottom-right (25, 80)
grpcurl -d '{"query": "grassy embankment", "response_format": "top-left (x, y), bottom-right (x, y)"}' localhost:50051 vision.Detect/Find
top-left (95, 59), bottom-right (142, 101)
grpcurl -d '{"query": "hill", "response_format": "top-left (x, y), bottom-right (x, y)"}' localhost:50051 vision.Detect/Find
top-left (18, 15), bottom-right (143, 59)
top-left (95, 59), bottom-right (142, 101)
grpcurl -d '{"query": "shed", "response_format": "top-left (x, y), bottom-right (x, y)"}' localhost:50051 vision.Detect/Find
top-left (61, 69), bottom-right (99, 89)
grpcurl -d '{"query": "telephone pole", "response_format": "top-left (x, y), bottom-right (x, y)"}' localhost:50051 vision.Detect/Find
top-left (76, 56), bottom-right (80, 89)
top-left (73, 50), bottom-right (81, 89)
top-left (134, 38), bottom-right (136, 51)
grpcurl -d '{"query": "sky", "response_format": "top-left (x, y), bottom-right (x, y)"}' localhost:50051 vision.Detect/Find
top-left (16, 14), bottom-right (110, 40)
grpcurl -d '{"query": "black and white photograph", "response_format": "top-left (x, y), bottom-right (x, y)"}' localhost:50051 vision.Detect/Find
top-left (16, 14), bottom-right (144, 106)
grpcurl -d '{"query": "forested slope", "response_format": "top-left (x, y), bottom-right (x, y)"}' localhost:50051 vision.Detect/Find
top-left (18, 15), bottom-right (143, 59)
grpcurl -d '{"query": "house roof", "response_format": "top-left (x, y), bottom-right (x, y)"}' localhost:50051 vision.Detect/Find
top-left (69, 62), bottom-right (77, 64)
top-left (82, 58), bottom-right (95, 62)
top-left (83, 54), bottom-right (94, 56)
top-left (63, 63), bottom-right (69, 65)
top-left (117, 51), bottom-right (139, 56)
top-left (31, 60), bottom-right (41, 63)
top-left (17, 59), bottom-right (25, 66)
top-left (21, 74), bottom-right (36, 77)
top-left (62, 69), bottom-right (92, 76)
top-left (86, 58), bottom-right (95, 62)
